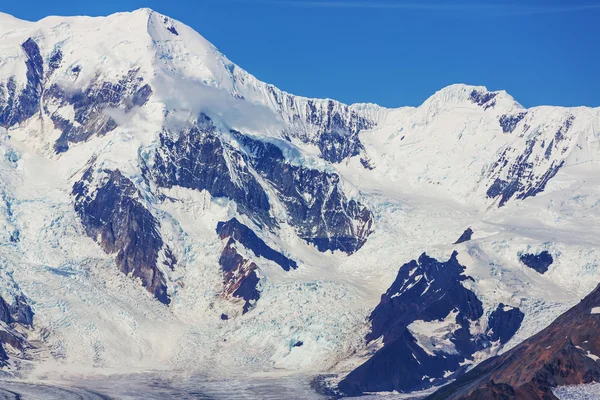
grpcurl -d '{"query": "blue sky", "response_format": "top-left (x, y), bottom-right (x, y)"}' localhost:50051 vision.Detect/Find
top-left (2, 0), bottom-right (599, 108)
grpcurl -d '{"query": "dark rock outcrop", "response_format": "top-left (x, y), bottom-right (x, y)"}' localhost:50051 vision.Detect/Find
top-left (454, 227), bottom-right (473, 244)
top-left (428, 282), bottom-right (600, 400)
top-left (147, 115), bottom-right (373, 254)
top-left (486, 304), bottom-right (525, 344)
top-left (147, 115), bottom-right (273, 227)
top-left (0, 293), bottom-right (34, 366)
top-left (264, 87), bottom-right (374, 164)
top-left (486, 115), bottom-right (574, 207)
top-left (217, 218), bottom-right (297, 271)
top-left (338, 252), bottom-right (522, 396)
top-left (47, 49), bottom-right (63, 76)
top-left (519, 251), bottom-right (553, 274)
top-left (317, 130), bottom-right (364, 164)
top-left (0, 39), bottom-right (151, 155)
top-left (486, 144), bottom-right (565, 207)
top-left (49, 69), bottom-right (152, 153)
top-left (233, 130), bottom-right (373, 254)
top-left (0, 38), bottom-right (44, 128)
top-left (218, 237), bottom-right (261, 314)
top-left (216, 218), bottom-right (299, 313)
top-left (499, 112), bottom-right (527, 133)
top-left (469, 89), bottom-right (497, 110)
top-left (73, 167), bottom-right (170, 304)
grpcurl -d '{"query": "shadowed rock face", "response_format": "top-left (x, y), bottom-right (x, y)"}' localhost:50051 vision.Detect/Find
top-left (0, 293), bottom-right (34, 366)
top-left (486, 137), bottom-right (566, 207)
top-left (454, 227), bottom-right (473, 244)
top-left (365, 252), bottom-right (485, 346)
top-left (218, 238), bottom-right (260, 314)
top-left (47, 49), bottom-right (63, 77)
top-left (0, 38), bottom-right (44, 128)
top-left (317, 130), bottom-right (364, 164)
top-left (215, 218), bottom-right (298, 313)
top-left (486, 304), bottom-right (525, 344)
top-left (48, 69), bottom-right (152, 153)
top-left (519, 251), bottom-right (554, 274)
top-left (338, 252), bottom-right (523, 396)
top-left (0, 295), bottom-right (33, 327)
top-left (265, 87), bottom-right (374, 164)
top-left (217, 218), bottom-right (297, 272)
top-left (428, 283), bottom-right (600, 400)
top-left (499, 112), bottom-right (527, 133)
top-left (146, 115), bottom-right (374, 255)
top-left (0, 38), bottom-right (151, 153)
top-left (469, 89), bottom-right (497, 109)
top-left (73, 168), bottom-right (170, 304)
top-left (148, 115), bottom-right (273, 227)
top-left (486, 115), bottom-right (574, 207)
top-left (232, 130), bottom-right (374, 254)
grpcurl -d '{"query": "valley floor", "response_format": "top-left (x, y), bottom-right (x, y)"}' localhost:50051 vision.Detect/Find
top-left (0, 373), bottom-right (431, 400)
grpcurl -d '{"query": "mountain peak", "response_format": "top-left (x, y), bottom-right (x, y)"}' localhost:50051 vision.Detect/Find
top-left (421, 83), bottom-right (523, 112)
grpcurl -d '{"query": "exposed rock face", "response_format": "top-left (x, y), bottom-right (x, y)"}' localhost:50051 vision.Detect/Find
top-left (148, 115), bottom-right (273, 227)
top-left (73, 167), bottom-right (170, 304)
top-left (264, 87), bottom-right (374, 164)
top-left (317, 130), bottom-right (365, 164)
top-left (499, 112), bottom-right (527, 133)
top-left (146, 114), bottom-right (374, 254)
top-left (519, 251), bottom-right (554, 274)
top-left (469, 89), bottom-right (497, 109)
top-left (338, 252), bottom-right (523, 396)
top-left (428, 283), bottom-right (600, 400)
top-left (0, 292), bottom-right (34, 366)
top-left (232, 130), bottom-right (374, 254)
top-left (0, 37), bottom-right (152, 154)
top-left (0, 295), bottom-right (33, 327)
top-left (218, 237), bottom-right (261, 314)
top-left (487, 159), bottom-right (564, 207)
top-left (454, 227), bottom-right (473, 244)
top-left (216, 218), bottom-right (297, 313)
top-left (0, 38), bottom-right (43, 127)
top-left (486, 115), bottom-right (575, 207)
top-left (47, 49), bottom-right (63, 77)
top-left (217, 218), bottom-right (297, 272)
top-left (486, 304), bottom-right (525, 344)
top-left (48, 69), bottom-right (152, 153)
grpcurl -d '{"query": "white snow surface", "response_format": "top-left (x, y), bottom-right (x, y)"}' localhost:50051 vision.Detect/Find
top-left (554, 382), bottom-right (600, 400)
top-left (0, 8), bottom-right (599, 393)
top-left (408, 310), bottom-right (461, 356)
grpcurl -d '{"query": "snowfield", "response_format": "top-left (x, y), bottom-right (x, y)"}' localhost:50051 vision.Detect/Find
top-left (554, 383), bottom-right (600, 400)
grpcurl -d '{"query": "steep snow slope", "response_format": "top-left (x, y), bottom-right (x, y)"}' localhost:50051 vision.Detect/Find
top-left (0, 8), bottom-right (599, 397)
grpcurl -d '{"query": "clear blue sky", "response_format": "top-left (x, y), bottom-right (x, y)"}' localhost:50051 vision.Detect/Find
top-left (2, 0), bottom-right (599, 108)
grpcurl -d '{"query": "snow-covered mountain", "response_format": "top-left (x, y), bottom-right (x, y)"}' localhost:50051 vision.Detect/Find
top-left (0, 8), bottom-right (599, 397)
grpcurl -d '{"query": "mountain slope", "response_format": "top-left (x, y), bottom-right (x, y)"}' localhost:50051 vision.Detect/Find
top-left (0, 8), bottom-right (598, 395)
top-left (428, 283), bottom-right (600, 400)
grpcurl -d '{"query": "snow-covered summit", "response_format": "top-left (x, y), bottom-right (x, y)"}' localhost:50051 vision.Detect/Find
top-left (420, 83), bottom-right (523, 113)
